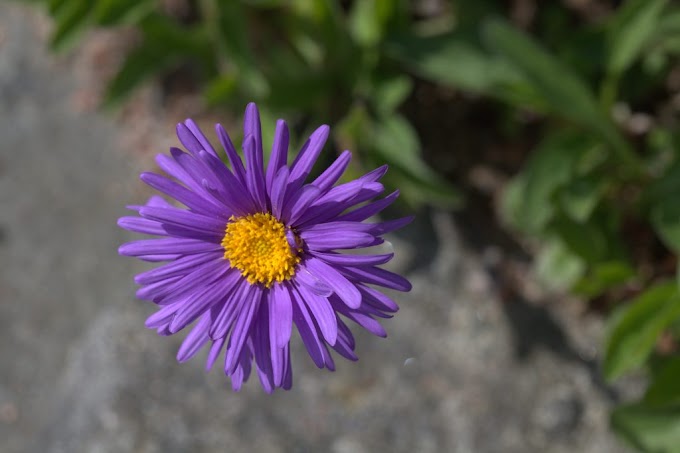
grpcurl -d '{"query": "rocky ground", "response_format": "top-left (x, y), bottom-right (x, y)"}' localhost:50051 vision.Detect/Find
top-left (0, 3), bottom-right (637, 452)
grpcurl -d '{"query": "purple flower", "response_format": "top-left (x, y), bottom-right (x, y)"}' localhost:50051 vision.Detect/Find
top-left (118, 103), bottom-right (412, 393)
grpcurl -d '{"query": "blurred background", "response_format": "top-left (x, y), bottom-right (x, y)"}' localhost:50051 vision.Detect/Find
top-left (2, 0), bottom-right (680, 451)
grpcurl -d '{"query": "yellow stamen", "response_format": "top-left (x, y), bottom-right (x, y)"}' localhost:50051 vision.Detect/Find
top-left (222, 213), bottom-right (300, 287)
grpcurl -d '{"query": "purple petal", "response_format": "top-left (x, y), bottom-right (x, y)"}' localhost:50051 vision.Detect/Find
top-left (310, 150), bottom-right (351, 193)
top-left (331, 318), bottom-right (358, 361)
top-left (224, 285), bottom-right (262, 374)
top-left (269, 166), bottom-right (289, 220)
top-left (176, 313), bottom-right (212, 362)
top-left (340, 265), bottom-right (412, 292)
top-left (266, 120), bottom-right (289, 194)
top-left (139, 206), bottom-right (225, 236)
top-left (169, 269), bottom-right (241, 333)
top-left (118, 216), bottom-right (167, 236)
top-left (269, 283), bottom-right (293, 349)
top-left (288, 125), bottom-right (329, 191)
top-left (294, 262), bottom-right (333, 297)
top-left (134, 251), bottom-right (222, 284)
top-left (358, 284), bottom-right (399, 312)
top-left (140, 172), bottom-right (228, 219)
top-left (183, 119), bottom-right (218, 157)
top-left (368, 216), bottom-right (414, 235)
top-left (336, 190), bottom-right (400, 222)
top-left (243, 103), bottom-right (264, 171)
top-left (300, 230), bottom-right (376, 251)
top-left (294, 281), bottom-right (338, 345)
top-left (206, 336), bottom-right (226, 371)
top-left (311, 251), bottom-right (393, 266)
top-left (216, 123), bottom-right (247, 186)
top-left (290, 288), bottom-right (326, 368)
top-left (176, 123), bottom-right (204, 156)
top-left (283, 185), bottom-right (322, 226)
top-left (305, 257), bottom-right (361, 309)
top-left (243, 135), bottom-right (267, 211)
top-left (209, 278), bottom-right (250, 340)
top-left (119, 237), bottom-right (222, 257)
top-left (156, 152), bottom-right (207, 196)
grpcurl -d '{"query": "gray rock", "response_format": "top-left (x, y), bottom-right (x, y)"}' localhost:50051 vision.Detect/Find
top-left (0, 4), bottom-right (632, 452)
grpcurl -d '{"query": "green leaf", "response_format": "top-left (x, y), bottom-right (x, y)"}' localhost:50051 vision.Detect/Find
top-left (573, 261), bottom-right (635, 297)
top-left (647, 162), bottom-right (680, 252)
top-left (549, 214), bottom-right (609, 263)
top-left (645, 357), bottom-right (680, 407)
top-left (92, 0), bottom-right (154, 26)
top-left (49, 0), bottom-right (93, 52)
top-left (604, 282), bottom-right (680, 381)
top-left (103, 42), bottom-right (176, 108)
top-left (651, 200), bottom-right (680, 253)
top-left (611, 403), bottom-right (680, 452)
top-left (606, 0), bottom-right (667, 76)
top-left (371, 114), bottom-right (461, 207)
top-left (482, 19), bottom-right (634, 166)
top-left (371, 75), bottom-right (412, 115)
top-left (559, 175), bottom-right (606, 223)
top-left (534, 238), bottom-right (586, 291)
top-left (503, 131), bottom-right (590, 234)
top-left (349, 0), bottom-right (382, 47)
top-left (385, 31), bottom-right (537, 106)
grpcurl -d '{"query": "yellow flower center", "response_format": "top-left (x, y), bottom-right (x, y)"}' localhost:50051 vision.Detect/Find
top-left (222, 213), bottom-right (300, 287)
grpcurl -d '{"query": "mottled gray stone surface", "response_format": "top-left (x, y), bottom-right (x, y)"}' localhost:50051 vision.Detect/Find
top-left (0, 4), bottom-right (631, 452)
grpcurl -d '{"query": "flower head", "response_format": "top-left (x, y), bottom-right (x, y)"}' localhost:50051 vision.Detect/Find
top-left (118, 103), bottom-right (412, 392)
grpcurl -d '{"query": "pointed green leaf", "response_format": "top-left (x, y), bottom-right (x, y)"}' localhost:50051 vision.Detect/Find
top-left (604, 282), bottom-right (680, 381)
top-left (611, 403), bottom-right (680, 452)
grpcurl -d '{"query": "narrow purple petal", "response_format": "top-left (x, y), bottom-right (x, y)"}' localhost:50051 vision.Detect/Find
top-left (294, 281), bottom-right (338, 345)
top-left (368, 216), bottom-right (414, 235)
top-left (176, 313), bottom-right (212, 362)
top-left (224, 285), bottom-right (262, 374)
top-left (176, 123), bottom-right (204, 156)
top-left (140, 206), bottom-right (225, 236)
top-left (183, 119), bottom-right (218, 157)
top-left (336, 190), bottom-right (400, 222)
top-left (340, 265), bottom-right (412, 292)
top-left (209, 279), bottom-right (249, 340)
top-left (243, 135), bottom-right (267, 211)
top-left (134, 251), bottom-right (222, 284)
top-left (298, 221), bottom-right (374, 234)
top-left (269, 283), bottom-right (293, 349)
top-left (145, 303), bottom-right (177, 329)
top-left (206, 336), bottom-right (226, 371)
top-left (284, 185), bottom-right (322, 226)
top-left (300, 230), bottom-right (376, 251)
top-left (288, 125), bottom-right (329, 191)
top-left (305, 257), bottom-right (361, 309)
top-left (311, 251), bottom-right (393, 266)
top-left (331, 318), bottom-right (358, 361)
top-left (358, 284), bottom-right (399, 312)
top-left (118, 216), bottom-right (167, 235)
top-left (156, 152), bottom-right (207, 196)
top-left (169, 269), bottom-right (241, 333)
top-left (253, 306), bottom-right (274, 393)
top-left (266, 119), bottom-right (289, 194)
top-left (119, 238), bottom-right (222, 257)
top-left (140, 172), bottom-right (228, 219)
top-left (216, 123), bottom-right (247, 185)
top-left (294, 262), bottom-right (333, 297)
top-left (244, 103), bottom-right (264, 171)
top-left (310, 150), bottom-right (351, 193)
top-left (270, 166), bottom-right (289, 220)
top-left (290, 288), bottom-right (326, 368)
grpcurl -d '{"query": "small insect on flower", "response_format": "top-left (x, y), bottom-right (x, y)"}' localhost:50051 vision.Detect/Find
top-left (118, 103), bottom-right (412, 393)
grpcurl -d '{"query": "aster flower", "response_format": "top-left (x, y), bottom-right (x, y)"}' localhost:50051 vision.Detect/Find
top-left (118, 103), bottom-right (412, 393)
